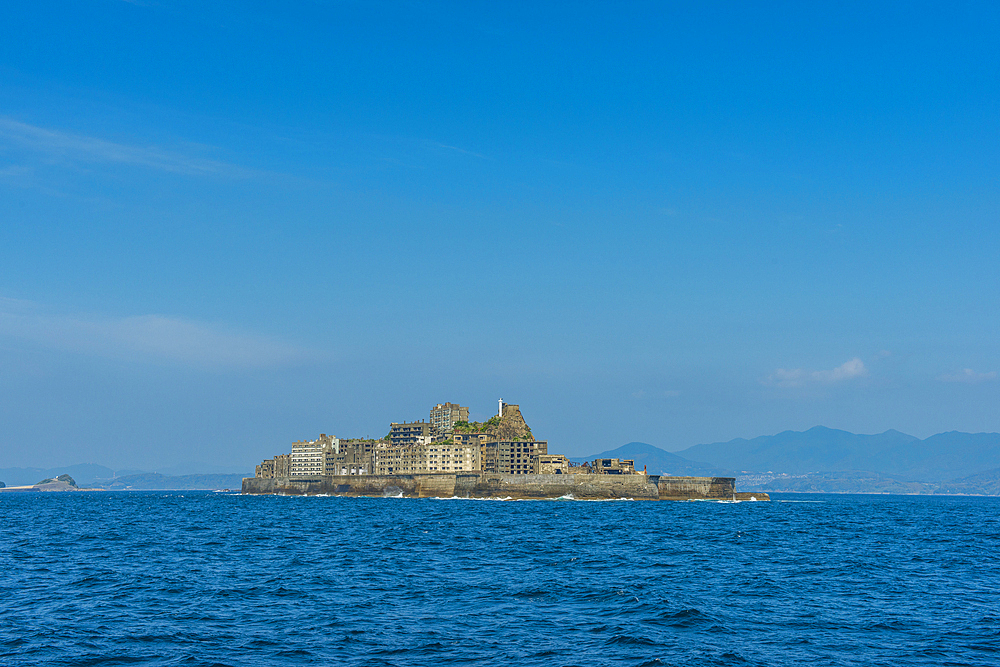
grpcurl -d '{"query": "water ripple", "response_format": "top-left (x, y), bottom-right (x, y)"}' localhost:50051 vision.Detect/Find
top-left (1, 493), bottom-right (999, 666)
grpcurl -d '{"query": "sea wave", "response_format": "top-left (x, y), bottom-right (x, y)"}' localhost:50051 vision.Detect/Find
top-left (1, 492), bottom-right (997, 666)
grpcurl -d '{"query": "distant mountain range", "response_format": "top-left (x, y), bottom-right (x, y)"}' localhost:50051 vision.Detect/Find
top-left (674, 426), bottom-right (1000, 481)
top-left (0, 464), bottom-right (251, 490)
top-left (97, 473), bottom-right (247, 491)
top-left (582, 442), bottom-right (724, 477)
top-left (6, 426), bottom-right (1000, 494)
top-left (0, 463), bottom-right (118, 488)
top-left (588, 426), bottom-right (1000, 495)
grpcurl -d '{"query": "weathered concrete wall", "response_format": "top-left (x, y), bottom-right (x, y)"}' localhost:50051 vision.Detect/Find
top-left (242, 475), bottom-right (457, 497)
top-left (469, 473), bottom-right (660, 500)
top-left (656, 476), bottom-right (736, 500)
top-left (242, 473), bottom-right (759, 500)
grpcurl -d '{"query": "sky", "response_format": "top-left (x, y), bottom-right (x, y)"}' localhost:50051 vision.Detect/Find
top-left (1, 1), bottom-right (998, 471)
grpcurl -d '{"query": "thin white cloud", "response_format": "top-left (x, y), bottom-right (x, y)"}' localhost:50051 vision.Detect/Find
top-left (766, 358), bottom-right (868, 388)
top-left (433, 142), bottom-right (490, 160)
top-left (0, 117), bottom-right (250, 177)
top-left (768, 367), bottom-right (806, 388)
top-left (937, 368), bottom-right (997, 384)
top-left (630, 389), bottom-right (680, 399)
top-left (811, 358), bottom-right (868, 383)
top-left (0, 299), bottom-right (321, 370)
top-left (0, 165), bottom-right (31, 178)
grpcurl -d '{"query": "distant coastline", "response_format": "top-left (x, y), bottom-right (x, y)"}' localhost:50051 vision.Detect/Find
top-left (8, 425), bottom-right (999, 497)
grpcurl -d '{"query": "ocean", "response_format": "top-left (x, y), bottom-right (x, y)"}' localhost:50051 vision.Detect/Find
top-left (1, 492), bottom-right (997, 666)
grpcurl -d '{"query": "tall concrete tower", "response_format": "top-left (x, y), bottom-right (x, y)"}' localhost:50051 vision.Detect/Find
top-left (498, 398), bottom-right (503, 418)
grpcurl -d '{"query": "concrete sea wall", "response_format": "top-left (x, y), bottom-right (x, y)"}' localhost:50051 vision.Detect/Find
top-left (242, 473), bottom-right (768, 501)
top-left (656, 476), bottom-right (734, 500)
top-left (467, 473), bottom-right (660, 499)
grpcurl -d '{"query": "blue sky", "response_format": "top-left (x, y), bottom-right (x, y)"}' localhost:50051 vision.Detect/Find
top-left (1, 1), bottom-right (998, 470)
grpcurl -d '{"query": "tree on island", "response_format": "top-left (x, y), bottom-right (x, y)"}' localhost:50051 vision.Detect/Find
top-left (36, 474), bottom-right (77, 487)
top-left (452, 406), bottom-right (534, 441)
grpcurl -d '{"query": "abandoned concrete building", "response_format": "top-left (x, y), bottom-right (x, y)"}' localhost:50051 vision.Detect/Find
top-left (374, 440), bottom-right (482, 475)
top-left (592, 458), bottom-right (640, 474)
top-left (253, 401), bottom-right (643, 482)
top-left (289, 434), bottom-right (338, 476)
top-left (429, 402), bottom-right (469, 432)
top-left (388, 421), bottom-right (434, 447)
top-left (534, 454), bottom-right (570, 474)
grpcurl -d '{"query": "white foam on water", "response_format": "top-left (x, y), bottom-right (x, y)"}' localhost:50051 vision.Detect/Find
top-left (548, 494), bottom-right (634, 502)
top-left (430, 495), bottom-right (514, 501)
top-left (776, 499), bottom-right (826, 503)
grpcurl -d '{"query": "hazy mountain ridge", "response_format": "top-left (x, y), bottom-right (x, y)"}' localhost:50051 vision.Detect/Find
top-left (0, 464), bottom-right (250, 490)
top-left (756, 468), bottom-right (1000, 495)
top-left (757, 471), bottom-right (938, 495)
top-left (589, 428), bottom-right (1000, 495)
top-left (0, 463), bottom-right (116, 488)
top-left (675, 426), bottom-right (1000, 482)
top-left (94, 473), bottom-right (248, 491)
top-left (6, 427), bottom-right (1000, 494)
top-left (584, 442), bottom-right (725, 477)
top-left (931, 467), bottom-right (1000, 496)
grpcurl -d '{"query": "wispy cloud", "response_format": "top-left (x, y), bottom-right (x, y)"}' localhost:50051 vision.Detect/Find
top-left (433, 142), bottom-right (490, 160)
top-left (0, 165), bottom-right (31, 178)
top-left (937, 368), bottom-right (997, 384)
top-left (766, 357), bottom-right (868, 388)
top-left (0, 117), bottom-right (250, 177)
top-left (0, 298), bottom-right (321, 370)
top-left (768, 367), bottom-right (806, 388)
top-left (812, 358), bottom-right (868, 383)
top-left (630, 389), bottom-right (681, 399)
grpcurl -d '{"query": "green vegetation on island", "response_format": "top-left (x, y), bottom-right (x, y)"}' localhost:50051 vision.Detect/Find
top-left (452, 417), bottom-right (499, 433)
top-left (37, 474), bottom-right (77, 487)
top-left (453, 414), bottom-right (534, 440)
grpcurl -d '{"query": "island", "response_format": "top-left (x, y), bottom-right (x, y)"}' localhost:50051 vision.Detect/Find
top-left (0, 474), bottom-right (80, 493)
top-left (243, 400), bottom-right (768, 501)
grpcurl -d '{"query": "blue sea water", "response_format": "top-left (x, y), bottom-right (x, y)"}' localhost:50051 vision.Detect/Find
top-left (1, 492), bottom-right (998, 666)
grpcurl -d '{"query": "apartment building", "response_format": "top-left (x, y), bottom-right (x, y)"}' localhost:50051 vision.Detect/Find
top-left (592, 458), bottom-right (640, 474)
top-left (389, 421), bottom-right (434, 447)
top-left (452, 432), bottom-right (493, 447)
top-left (323, 439), bottom-right (375, 476)
top-left (254, 454), bottom-right (291, 479)
top-left (290, 434), bottom-right (339, 476)
top-left (429, 402), bottom-right (470, 432)
top-left (374, 440), bottom-right (481, 475)
top-left (533, 454), bottom-right (570, 474)
top-left (481, 440), bottom-right (548, 475)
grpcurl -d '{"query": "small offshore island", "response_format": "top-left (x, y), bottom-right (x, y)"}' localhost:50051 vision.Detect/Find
top-left (245, 400), bottom-right (767, 501)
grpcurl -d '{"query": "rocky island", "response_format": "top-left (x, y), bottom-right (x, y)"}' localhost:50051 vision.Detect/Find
top-left (0, 474), bottom-right (81, 493)
top-left (244, 400), bottom-right (767, 501)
